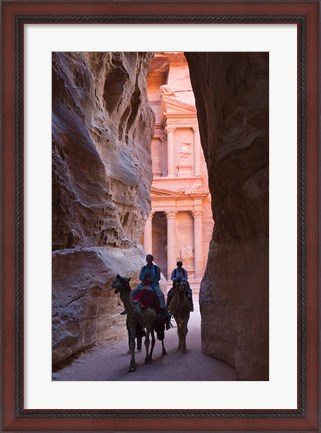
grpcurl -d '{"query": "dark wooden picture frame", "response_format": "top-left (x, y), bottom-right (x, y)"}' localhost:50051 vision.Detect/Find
top-left (2, 1), bottom-right (320, 431)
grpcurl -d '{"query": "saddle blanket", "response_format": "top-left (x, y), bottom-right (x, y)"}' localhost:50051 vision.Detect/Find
top-left (133, 288), bottom-right (160, 312)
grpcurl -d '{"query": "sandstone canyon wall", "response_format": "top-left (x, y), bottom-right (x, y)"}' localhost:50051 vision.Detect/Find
top-left (185, 53), bottom-right (269, 380)
top-left (52, 52), bottom-right (155, 365)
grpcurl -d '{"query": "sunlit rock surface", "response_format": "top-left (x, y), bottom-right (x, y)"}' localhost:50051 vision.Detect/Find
top-left (186, 52), bottom-right (269, 380)
top-left (52, 52), bottom-right (155, 365)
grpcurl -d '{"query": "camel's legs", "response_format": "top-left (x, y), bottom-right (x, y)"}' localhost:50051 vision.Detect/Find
top-left (144, 331), bottom-right (151, 364)
top-left (150, 331), bottom-right (156, 361)
top-left (179, 324), bottom-right (184, 352)
top-left (181, 319), bottom-right (188, 353)
top-left (175, 317), bottom-right (183, 351)
top-left (161, 339), bottom-right (167, 356)
top-left (128, 324), bottom-right (137, 372)
top-left (144, 325), bottom-right (156, 365)
top-left (175, 317), bottom-right (188, 353)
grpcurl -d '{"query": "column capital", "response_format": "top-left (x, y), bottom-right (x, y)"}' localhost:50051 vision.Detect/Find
top-left (165, 126), bottom-right (176, 134)
top-left (193, 209), bottom-right (203, 218)
top-left (147, 211), bottom-right (154, 220)
top-left (192, 125), bottom-right (199, 133)
top-left (166, 210), bottom-right (177, 219)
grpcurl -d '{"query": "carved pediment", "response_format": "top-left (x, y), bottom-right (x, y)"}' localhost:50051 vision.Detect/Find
top-left (150, 186), bottom-right (184, 198)
top-left (160, 95), bottom-right (197, 118)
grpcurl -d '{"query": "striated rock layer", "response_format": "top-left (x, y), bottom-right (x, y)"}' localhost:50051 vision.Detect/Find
top-left (185, 52), bottom-right (269, 380)
top-left (52, 52), bottom-right (155, 365)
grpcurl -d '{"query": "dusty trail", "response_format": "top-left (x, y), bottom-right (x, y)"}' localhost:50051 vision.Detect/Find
top-left (53, 296), bottom-right (236, 381)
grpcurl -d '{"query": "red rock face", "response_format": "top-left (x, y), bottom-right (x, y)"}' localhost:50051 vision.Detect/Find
top-left (185, 52), bottom-right (269, 380)
top-left (52, 52), bottom-right (154, 249)
top-left (52, 52), bottom-right (155, 365)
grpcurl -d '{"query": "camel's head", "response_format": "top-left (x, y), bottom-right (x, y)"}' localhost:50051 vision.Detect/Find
top-left (111, 274), bottom-right (131, 294)
top-left (177, 280), bottom-right (187, 292)
top-left (173, 278), bottom-right (185, 290)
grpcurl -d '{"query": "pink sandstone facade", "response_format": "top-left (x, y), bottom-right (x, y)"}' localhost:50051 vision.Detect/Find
top-left (144, 52), bottom-right (214, 290)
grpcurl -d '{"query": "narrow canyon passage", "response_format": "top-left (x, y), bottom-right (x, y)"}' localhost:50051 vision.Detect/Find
top-left (53, 295), bottom-right (236, 381)
top-left (52, 51), bottom-right (269, 381)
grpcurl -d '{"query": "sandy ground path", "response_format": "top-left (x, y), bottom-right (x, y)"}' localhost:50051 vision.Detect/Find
top-left (53, 296), bottom-right (236, 381)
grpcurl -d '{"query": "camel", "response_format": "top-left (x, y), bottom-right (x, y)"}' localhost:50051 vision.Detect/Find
top-left (111, 274), bottom-right (167, 372)
top-left (168, 280), bottom-right (192, 353)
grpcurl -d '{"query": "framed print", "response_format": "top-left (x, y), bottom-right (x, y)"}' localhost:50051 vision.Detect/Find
top-left (1, 1), bottom-right (320, 432)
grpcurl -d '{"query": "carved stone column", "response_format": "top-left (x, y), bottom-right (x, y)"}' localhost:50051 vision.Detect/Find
top-left (166, 126), bottom-right (176, 177)
top-left (193, 126), bottom-right (202, 176)
top-left (193, 209), bottom-right (203, 279)
top-left (143, 212), bottom-right (154, 255)
top-left (160, 135), bottom-right (166, 177)
top-left (166, 210), bottom-right (177, 279)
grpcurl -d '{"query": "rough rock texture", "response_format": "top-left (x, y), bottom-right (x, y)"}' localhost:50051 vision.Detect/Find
top-left (52, 52), bottom-right (155, 365)
top-left (52, 246), bottom-right (145, 365)
top-left (185, 52), bottom-right (269, 380)
top-left (52, 52), bottom-right (154, 250)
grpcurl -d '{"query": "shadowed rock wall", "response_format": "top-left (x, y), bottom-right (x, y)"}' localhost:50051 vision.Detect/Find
top-left (52, 52), bottom-right (155, 365)
top-left (185, 52), bottom-right (269, 380)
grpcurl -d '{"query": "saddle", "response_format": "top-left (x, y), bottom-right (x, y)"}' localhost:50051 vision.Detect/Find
top-left (132, 287), bottom-right (160, 313)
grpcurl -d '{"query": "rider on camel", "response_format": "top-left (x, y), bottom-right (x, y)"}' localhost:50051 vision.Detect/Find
top-left (121, 254), bottom-right (171, 329)
top-left (167, 261), bottom-right (194, 311)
